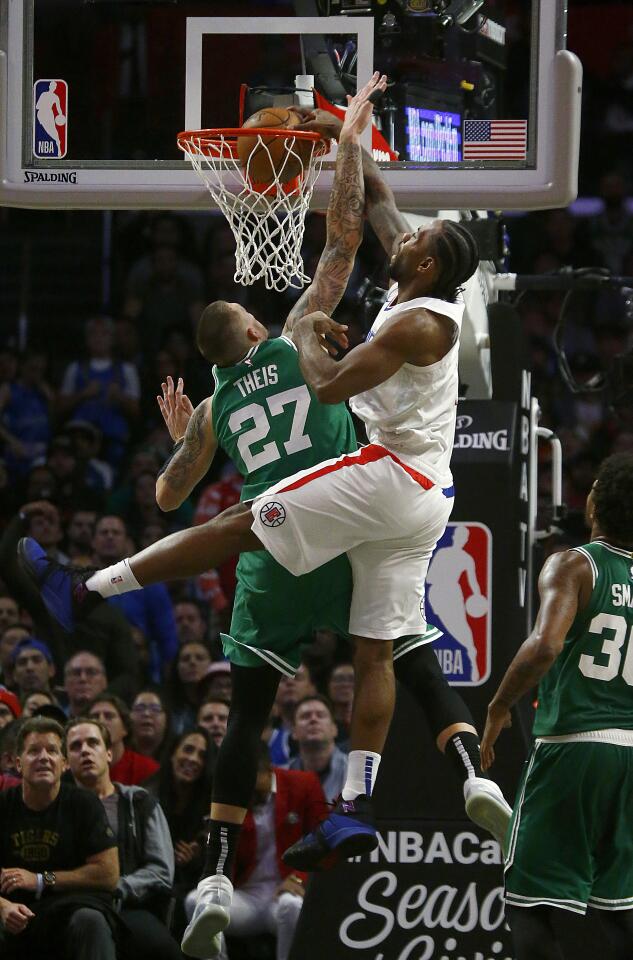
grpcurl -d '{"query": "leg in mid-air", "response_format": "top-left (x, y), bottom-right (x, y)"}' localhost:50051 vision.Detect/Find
top-left (181, 661), bottom-right (282, 959)
top-left (394, 643), bottom-right (512, 850)
top-left (17, 501), bottom-right (260, 631)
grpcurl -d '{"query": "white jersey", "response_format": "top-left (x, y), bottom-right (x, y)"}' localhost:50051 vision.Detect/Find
top-left (349, 285), bottom-right (463, 486)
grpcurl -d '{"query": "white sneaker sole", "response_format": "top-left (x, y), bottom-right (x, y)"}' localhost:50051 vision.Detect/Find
top-left (181, 904), bottom-right (230, 959)
top-left (465, 791), bottom-right (512, 856)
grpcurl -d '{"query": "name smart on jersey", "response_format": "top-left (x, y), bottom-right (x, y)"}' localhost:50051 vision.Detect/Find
top-left (234, 364), bottom-right (279, 398)
top-left (612, 582), bottom-right (633, 607)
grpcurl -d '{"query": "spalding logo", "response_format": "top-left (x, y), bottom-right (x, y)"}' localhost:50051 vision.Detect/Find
top-left (260, 502), bottom-right (286, 527)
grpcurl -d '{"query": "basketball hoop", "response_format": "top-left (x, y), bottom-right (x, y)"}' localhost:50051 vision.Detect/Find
top-left (177, 127), bottom-right (329, 292)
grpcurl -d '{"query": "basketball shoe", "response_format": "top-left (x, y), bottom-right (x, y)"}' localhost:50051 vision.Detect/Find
top-left (464, 777), bottom-right (512, 856)
top-left (181, 874), bottom-right (233, 959)
top-left (282, 794), bottom-right (377, 871)
top-left (17, 537), bottom-right (100, 631)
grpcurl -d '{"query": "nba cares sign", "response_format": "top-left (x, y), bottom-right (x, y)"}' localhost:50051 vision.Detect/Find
top-left (426, 522), bottom-right (492, 686)
top-left (33, 80), bottom-right (68, 159)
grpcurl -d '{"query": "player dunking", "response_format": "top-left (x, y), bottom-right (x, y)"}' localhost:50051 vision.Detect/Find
top-left (19, 74), bottom-right (508, 951)
top-left (481, 453), bottom-right (633, 960)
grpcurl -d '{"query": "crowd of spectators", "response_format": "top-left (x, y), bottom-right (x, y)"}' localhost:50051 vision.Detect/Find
top-left (1, 11), bottom-right (633, 957)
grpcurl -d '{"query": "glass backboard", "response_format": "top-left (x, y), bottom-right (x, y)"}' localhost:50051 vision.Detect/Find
top-left (0, 0), bottom-right (581, 211)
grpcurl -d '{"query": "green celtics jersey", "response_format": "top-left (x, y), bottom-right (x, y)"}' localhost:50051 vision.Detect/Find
top-left (212, 335), bottom-right (357, 500)
top-left (534, 540), bottom-right (633, 736)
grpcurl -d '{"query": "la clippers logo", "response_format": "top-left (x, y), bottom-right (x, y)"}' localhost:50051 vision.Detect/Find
top-left (425, 522), bottom-right (492, 686)
top-left (260, 501), bottom-right (286, 527)
top-left (33, 80), bottom-right (68, 159)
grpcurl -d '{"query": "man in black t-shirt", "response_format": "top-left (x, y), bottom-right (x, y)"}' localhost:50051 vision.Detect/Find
top-left (0, 716), bottom-right (119, 960)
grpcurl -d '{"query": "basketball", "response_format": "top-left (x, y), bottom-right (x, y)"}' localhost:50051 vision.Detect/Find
top-left (54, 115), bottom-right (66, 126)
top-left (236, 107), bottom-right (311, 186)
top-left (465, 594), bottom-right (488, 618)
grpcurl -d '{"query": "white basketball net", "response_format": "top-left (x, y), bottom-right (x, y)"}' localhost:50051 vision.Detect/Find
top-left (179, 131), bottom-right (327, 292)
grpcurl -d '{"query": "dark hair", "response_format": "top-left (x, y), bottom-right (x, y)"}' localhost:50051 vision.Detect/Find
top-left (64, 715), bottom-right (112, 752)
top-left (199, 696), bottom-right (231, 711)
top-left (130, 687), bottom-right (171, 761)
top-left (150, 727), bottom-right (213, 838)
top-left (592, 453), bottom-right (633, 542)
top-left (431, 221), bottom-right (479, 302)
top-left (87, 692), bottom-right (131, 742)
top-left (21, 688), bottom-right (55, 708)
top-left (293, 693), bottom-right (336, 723)
top-left (196, 301), bottom-right (243, 365)
top-left (17, 716), bottom-right (64, 753)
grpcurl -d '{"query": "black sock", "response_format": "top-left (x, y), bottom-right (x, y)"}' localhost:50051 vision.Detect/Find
top-left (202, 820), bottom-right (242, 881)
top-left (444, 731), bottom-right (483, 784)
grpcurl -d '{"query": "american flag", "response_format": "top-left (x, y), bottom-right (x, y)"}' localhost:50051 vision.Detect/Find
top-left (463, 120), bottom-right (527, 160)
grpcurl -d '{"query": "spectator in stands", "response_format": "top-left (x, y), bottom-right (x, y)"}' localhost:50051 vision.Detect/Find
top-left (184, 743), bottom-right (324, 960)
top-left (204, 660), bottom-right (232, 703)
top-left (45, 434), bottom-right (101, 514)
top-left (20, 499), bottom-right (67, 563)
top-left (269, 674), bottom-right (300, 766)
top-left (289, 696), bottom-right (348, 803)
top-left (129, 468), bottom-right (193, 537)
top-left (0, 503), bottom-right (138, 701)
top-left (196, 697), bottom-right (229, 748)
top-left (167, 640), bottom-right (213, 736)
top-left (65, 508), bottom-right (97, 563)
top-left (66, 716), bottom-right (183, 960)
top-left (11, 637), bottom-right (55, 700)
top-left (124, 242), bottom-right (205, 353)
top-left (144, 727), bottom-right (214, 936)
top-left (65, 420), bottom-right (114, 493)
top-left (590, 171), bottom-right (633, 273)
top-left (0, 348), bottom-right (52, 479)
top-left (0, 689), bottom-right (21, 729)
top-left (88, 693), bottom-right (159, 786)
top-left (325, 661), bottom-right (354, 746)
top-left (106, 447), bottom-right (162, 518)
top-left (293, 662), bottom-right (318, 702)
top-left (0, 625), bottom-right (30, 688)
top-left (64, 651), bottom-right (108, 718)
top-left (0, 719), bottom-right (21, 779)
top-left (92, 514), bottom-right (178, 683)
top-left (0, 716), bottom-right (119, 960)
top-left (129, 688), bottom-right (170, 762)
top-left (0, 596), bottom-right (19, 633)
top-left (58, 315), bottom-right (140, 464)
top-left (21, 689), bottom-right (58, 718)
top-left (174, 599), bottom-right (208, 646)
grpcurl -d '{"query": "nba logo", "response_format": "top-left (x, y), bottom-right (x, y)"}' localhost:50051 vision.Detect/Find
top-left (33, 80), bottom-right (68, 159)
top-left (425, 522), bottom-right (492, 686)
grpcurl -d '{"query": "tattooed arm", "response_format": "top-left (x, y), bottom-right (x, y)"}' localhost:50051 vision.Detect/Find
top-left (155, 397), bottom-right (217, 511)
top-left (282, 72), bottom-right (386, 336)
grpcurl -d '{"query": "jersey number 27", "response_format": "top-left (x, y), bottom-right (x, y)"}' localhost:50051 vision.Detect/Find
top-left (228, 385), bottom-right (312, 472)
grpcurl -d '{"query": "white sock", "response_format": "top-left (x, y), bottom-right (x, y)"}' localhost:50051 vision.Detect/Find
top-left (342, 750), bottom-right (381, 800)
top-left (85, 559), bottom-right (142, 598)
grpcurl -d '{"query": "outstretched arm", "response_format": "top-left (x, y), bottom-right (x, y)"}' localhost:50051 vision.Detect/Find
top-left (282, 72), bottom-right (386, 335)
top-left (156, 394), bottom-right (217, 512)
top-left (361, 148), bottom-right (410, 257)
top-left (480, 550), bottom-right (591, 769)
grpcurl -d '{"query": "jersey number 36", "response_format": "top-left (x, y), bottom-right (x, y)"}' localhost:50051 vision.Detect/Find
top-left (579, 612), bottom-right (633, 685)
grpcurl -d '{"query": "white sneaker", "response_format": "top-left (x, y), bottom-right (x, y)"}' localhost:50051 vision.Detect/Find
top-left (464, 777), bottom-right (512, 856)
top-left (181, 874), bottom-right (234, 959)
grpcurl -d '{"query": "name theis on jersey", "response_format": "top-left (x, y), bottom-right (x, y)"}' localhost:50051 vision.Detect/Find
top-left (234, 364), bottom-right (279, 399)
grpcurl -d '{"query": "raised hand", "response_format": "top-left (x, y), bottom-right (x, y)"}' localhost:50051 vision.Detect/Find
top-left (157, 375), bottom-right (195, 443)
top-left (340, 71), bottom-right (388, 140)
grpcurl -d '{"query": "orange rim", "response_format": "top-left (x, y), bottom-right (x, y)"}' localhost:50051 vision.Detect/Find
top-left (177, 127), bottom-right (328, 160)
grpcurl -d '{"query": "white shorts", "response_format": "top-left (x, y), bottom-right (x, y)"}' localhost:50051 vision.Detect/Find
top-left (251, 443), bottom-right (454, 640)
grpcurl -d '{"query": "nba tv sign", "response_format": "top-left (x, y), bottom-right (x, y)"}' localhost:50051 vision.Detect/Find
top-left (33, 80), bottom-right (68, 159)
top-left (426, 522), bottom-right (492, 686)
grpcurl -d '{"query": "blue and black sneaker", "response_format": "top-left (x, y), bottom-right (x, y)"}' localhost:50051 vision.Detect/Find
top-left (17, 537), bottom-right (100, 632)
top-left (282, 794), bottom-right (377, 871)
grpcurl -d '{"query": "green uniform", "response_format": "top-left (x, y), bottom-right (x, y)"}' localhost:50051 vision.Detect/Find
top-left (505, 539), bottom-right (633, 913)
top-left (212, 335), bottom-right (357, 674)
